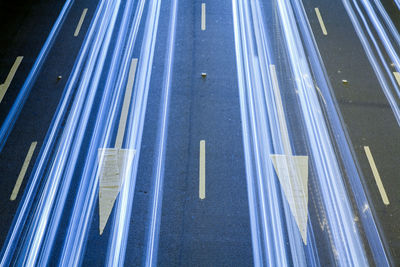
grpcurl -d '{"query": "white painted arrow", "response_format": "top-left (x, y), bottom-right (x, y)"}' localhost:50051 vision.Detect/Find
top-left (97, 58), bottom-right (138, 235)
top-left (269, 65), bottom-right (309, 244)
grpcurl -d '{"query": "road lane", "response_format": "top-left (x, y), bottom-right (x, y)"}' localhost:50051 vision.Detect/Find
top-left (303, 0), bottom-right (400, 263)
top-left (0, 0), bottom-right (398, 264)
top-left (0, 0), bottom-right (97, 256)
top-left (156, 0), bottom-right (253, 265)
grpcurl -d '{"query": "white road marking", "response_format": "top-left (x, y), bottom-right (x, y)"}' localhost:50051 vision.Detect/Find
top-left (201, 3), bottom-right (206, 31)
top-left (98, 58), bottom-right (138, 235)
top-left (98, 148), bottom-right (135, 235)
top-left (10, 141), bottom-right (37, 201)
top-left (74, 8), bottom-right (88, 37)
top-left (393, 71), bottom-right (400, 87)
top-left (269, 64), bottom-right (309, 244)
top-left (315, 8), bottom-right (328, 36)
top-left (270, 65), bottom-right (292, 156)
top-left (199, 140), bottom-right (206, 199)
top-left (364, 146), bottom-right (390, 205)
top-left (115, 58), bottom-right (138, 149)
top-left (0, 56), bottom-right (23, 103)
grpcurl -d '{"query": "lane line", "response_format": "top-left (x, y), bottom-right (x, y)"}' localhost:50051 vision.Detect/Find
top-left (269, 64), bottom-right (310, 244)
top-left (10, 141), bottom-right (37, 201)
top-left (98, 58), bottom-right (138, 234)
top-left (393, 71), bottom-right (400, 87)
top-left (201, 3), bottom-right (206, 31)
top-left (199, 140), bottom-right (206, 199)
top-left (74, 8), bottom-right (88, 37)
top-left (0, 56), bottom-right (23, 103)
top-left (314, 8), bottom-right (328, 36)
top-left (115, 58), bottom-right (138, 149)
top-left (364, 146), bottom-right (390, 205)
top-left (270, 65), bottom-right (292, 155)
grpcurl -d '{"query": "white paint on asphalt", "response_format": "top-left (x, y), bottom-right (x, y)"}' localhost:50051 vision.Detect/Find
top-left (199, 140), bottom-right (206, 199)
top-left (315, 8), bottom-right (328, 36)
top-left (10, 141), bottom-right (37, 201)
top-left (364, 146), bottom-right (390, 205)
top-left (393, 71), bottom-right (400, 87)
top-left (201, 3), bottom-right (206, 31)
top-left (98, 58), bottom-right (138, 234)
top-left (270, 65), bottom-right (292, 156)
top-left (0, 56), bottom-right (23, 103)
top-left (74, 8), bottom-right (88, 37)
top-left (98, 148), bottom-right (135, 235)
top-left (115, 58), bottom-right (138, 149)
top-left (269, 64), bottom-right (309, 244)
top-left (270, 155), bottom-right (309, 243)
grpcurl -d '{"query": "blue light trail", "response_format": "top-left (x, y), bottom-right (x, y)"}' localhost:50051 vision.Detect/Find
top-left (0, 0), bottom-right (394, 265)
top-left (0, 0), bottom-right (74, 152)
top-left (232, 0), bottom-right (389, 265)
top-left (342, 0), bottom-right (400, 126)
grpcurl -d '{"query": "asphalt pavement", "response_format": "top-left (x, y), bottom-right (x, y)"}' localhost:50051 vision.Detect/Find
top-left (0, 0), bottom-right (398, 265)
top-left (302, 0), bottom-right (400, 261)
top-left (0, 0), bottom-right (97, 249)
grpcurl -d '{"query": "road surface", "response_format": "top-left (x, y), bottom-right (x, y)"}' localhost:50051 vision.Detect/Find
top-left (0, 0), bottom-right (398, 265)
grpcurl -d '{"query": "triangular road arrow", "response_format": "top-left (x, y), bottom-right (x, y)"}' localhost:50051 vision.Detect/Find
top-left (98, 148), bottom-right (135, 235)
top-left (270, 154), bottom-right (309, 244)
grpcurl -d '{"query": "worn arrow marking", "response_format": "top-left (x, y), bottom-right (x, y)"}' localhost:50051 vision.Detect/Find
top-left (98, 58), bottom-right (138, 235)
top-left (269, 64), bottom-right (309, 244)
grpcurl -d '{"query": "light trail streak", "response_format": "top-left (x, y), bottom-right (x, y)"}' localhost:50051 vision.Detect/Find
top-left (342, 0), bottom-right (400, 126)
top-left (0, 0), bottom-right (74, 152)
top-left (145, 0), bottom-right (178, 265)
top-left (0, 0), bottom-right (392, 264)
top-left (21, 0), bottom-right (122, 264)
top-left (105, 0), bottom-right (162, 265)
top-left (233, 0), bottom-right (388, 265)
top-left (1, 0), bottom-right (162, 263)
top-left (276, 0), bottom-right (366, 262)
top-left (60, 0), bottom-right (146, 264)
top-left (291, 0), bottom-right (390, 265)
top-left (232, 0), bottom-right (290, 264)
top-left (0, 0), bottom-right (127, 264)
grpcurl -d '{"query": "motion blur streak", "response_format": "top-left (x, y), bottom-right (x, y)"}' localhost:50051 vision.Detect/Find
top-left (0, 0), bottom-right (74, 151)
top-left (0, 0), bottom-right (161, 264)
top-left (105, 0), bottom-right (162, 265)
top-left (20, 0), bottom-right (121, 265)
top-left (291, 0), bottom-right (390, 265)
top-left (60, 0), bottom-right (146, 265)
top-left (0, 0), bottom-right (136, 264)
top-left (342, 0), bottom-right (400, 126)
top-left (145, 0), bottom-right (178, 266)
top-left (233, 0), bottom-right (389, 265)
top-left (0, 0), bottom-right (394, 265)
top-left (0, 0), bottom-right (111, 264)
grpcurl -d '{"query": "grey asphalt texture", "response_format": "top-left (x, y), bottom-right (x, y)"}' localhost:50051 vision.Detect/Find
top-left (0, 0), bottom-right (398, 265)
